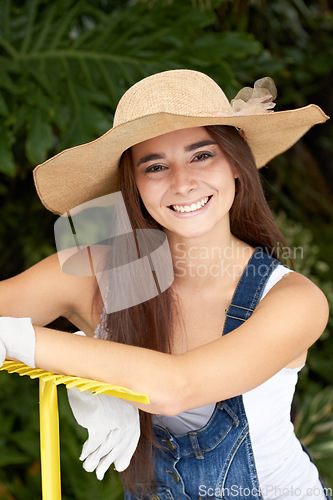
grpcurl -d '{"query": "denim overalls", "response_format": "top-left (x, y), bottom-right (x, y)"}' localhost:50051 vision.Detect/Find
top-left (124, 249), bottom-right (329, 500)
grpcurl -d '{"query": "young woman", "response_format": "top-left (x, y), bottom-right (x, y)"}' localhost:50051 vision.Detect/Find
top-left (0, 70), bottom-right (331, 499)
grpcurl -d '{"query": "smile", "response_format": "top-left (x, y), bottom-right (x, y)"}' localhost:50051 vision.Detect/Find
top-left (169, 195), bottom-right (212, 213)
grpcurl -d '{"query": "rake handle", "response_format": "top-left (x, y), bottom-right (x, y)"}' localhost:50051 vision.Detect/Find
top-left (39, 379), bottom-right (61, 500)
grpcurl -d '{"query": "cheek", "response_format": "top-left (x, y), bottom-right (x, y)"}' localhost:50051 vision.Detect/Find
top-left (136, 183), bottom-right (160, 220)
top-left (213, 168), bottom-right (237, 191)
top-left (134, 176), bottom-right (147, 202)
top-left (136, 183), bottom-right (151, 209)
top-left (217, 171), bottom-right (237, 207)
top-left (135, 177), bottom-right (163, 209)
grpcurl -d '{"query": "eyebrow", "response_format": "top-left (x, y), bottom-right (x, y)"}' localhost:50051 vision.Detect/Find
top-left (185, 140), bottom-right (217, 152)
top-left (135, 140), bottom-right (217, 167)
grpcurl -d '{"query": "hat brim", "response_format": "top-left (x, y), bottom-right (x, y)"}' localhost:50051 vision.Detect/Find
top-left (33, 105), bottom-right (328, 214)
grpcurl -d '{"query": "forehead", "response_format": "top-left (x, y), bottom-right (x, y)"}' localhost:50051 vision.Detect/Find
top-left (131, 127), bottom-right (213, 159)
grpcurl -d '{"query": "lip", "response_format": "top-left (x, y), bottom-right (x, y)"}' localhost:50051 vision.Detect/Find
top-left (167, 195), bottom-right (213, 217)
top-left (169, 195), bottom-right (211, 209)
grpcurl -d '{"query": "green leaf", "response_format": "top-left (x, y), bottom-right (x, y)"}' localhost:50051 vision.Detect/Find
top-left (10, 430), bottom-right (40, 459)
top-left (0, 66), bottom-right (22, 94)
top-left (25, 107), bottom-right (53, 165)
top-left (0, 93), bottom-right (9, 116)
top-left (0, 0), bottom-right (11, 41)
top-left (216, 32), bottom-right (262, 58)
top-left (0, 124), bottom-right (15, 176)
top-left (0, 447), bottom-right (31, 466)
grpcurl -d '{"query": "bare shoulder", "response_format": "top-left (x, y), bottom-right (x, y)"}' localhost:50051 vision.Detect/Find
top-left (257, 270), bottom-right (329, 340)
top-left (265, 270), bottom-right (328, 306)
top-left (0, 250), bottom-right (98, 329)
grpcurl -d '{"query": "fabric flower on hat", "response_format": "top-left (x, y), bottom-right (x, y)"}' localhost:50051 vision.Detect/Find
top-left (231, 77), bottom-right (277, 115)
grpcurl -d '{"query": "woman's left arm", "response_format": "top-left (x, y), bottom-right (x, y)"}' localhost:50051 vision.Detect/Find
top-left (33, 272), bottom-right (329, 416)
top-left (177, 271), bottom-right (329, 412)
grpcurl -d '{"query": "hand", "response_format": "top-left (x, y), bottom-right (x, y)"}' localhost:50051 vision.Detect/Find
top-left (67, 331), bottom-right (140, 479)
top-left (0, 317), bottom-right (36, 367)
top-left (68, 387), bottom-right (140, 479)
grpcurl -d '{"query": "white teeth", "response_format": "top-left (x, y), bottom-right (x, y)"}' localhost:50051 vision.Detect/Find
top-left (171, 196), bottom-right (210, 213)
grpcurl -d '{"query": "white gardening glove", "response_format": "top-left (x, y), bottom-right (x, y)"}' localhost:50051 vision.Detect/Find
top-left (0, 317), bottom-right (36, 367)
top-left (67, 331), bottom-right (140, 479)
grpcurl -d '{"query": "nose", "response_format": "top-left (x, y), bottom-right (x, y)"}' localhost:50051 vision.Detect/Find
top-left (169, 163), bottom-right (197, 196)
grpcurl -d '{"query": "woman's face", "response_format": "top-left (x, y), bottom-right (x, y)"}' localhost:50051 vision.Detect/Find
top-left (131, 127), bottom-right (238, 240)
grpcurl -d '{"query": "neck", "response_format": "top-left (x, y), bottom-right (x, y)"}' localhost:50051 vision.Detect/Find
top-left (166, 223), bottom-right (254, 291)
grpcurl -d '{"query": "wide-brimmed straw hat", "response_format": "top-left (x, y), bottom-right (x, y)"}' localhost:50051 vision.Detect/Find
top-left (33, 69), bottom-right (329, 214)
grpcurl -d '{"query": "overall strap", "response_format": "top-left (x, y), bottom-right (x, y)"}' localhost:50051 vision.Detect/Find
top-left (223, 248), bottom-right (281, 336)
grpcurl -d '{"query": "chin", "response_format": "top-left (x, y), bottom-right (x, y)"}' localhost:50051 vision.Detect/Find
top-left (172, 225), bottom-right (214, 240)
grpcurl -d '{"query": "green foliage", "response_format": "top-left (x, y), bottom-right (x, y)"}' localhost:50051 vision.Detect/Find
top-left (0, 372), bottom-right (41, 498)
top-left (294, 387), bottom-right (333, 487)
top-left (0, 0), bottom-right (262, 177)
top-left (274, 210), bottom-right (333, 486)
top-left (0, 0), bottom-right (332, 497)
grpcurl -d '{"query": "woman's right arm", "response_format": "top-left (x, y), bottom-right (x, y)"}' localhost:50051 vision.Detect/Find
top-left (0, 252), bottom-right (98, 332)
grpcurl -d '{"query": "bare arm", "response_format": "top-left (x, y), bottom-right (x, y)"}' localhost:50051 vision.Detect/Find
top-left (33, 271), bottom-right (329, 416)
top-left (0, 252), bottom-right (99, 334)
top-left (178, 272), bottom-right (329, 411)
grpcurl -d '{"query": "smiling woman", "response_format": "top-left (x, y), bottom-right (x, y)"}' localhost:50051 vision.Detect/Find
top-left (131, 127), bottom-right (238, 240)
top-left (0, 70), bottom-right (331, 500)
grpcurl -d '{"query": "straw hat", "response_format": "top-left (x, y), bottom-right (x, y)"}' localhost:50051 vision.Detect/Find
top-left (33, 69), bottom-right (329, 214)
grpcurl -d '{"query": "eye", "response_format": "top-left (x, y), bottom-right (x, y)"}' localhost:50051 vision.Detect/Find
top-left (144, 164), bottom-right (166, 173)
top-left (193, 152), bottom-right (214, 162)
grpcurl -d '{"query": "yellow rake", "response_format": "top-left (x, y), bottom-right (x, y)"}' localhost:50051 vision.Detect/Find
top-left (0, 360), bottom-right (149, 500)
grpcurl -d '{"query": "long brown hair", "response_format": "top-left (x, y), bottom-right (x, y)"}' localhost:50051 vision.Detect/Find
top-left (93, 125), bottom-right (293, 496)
